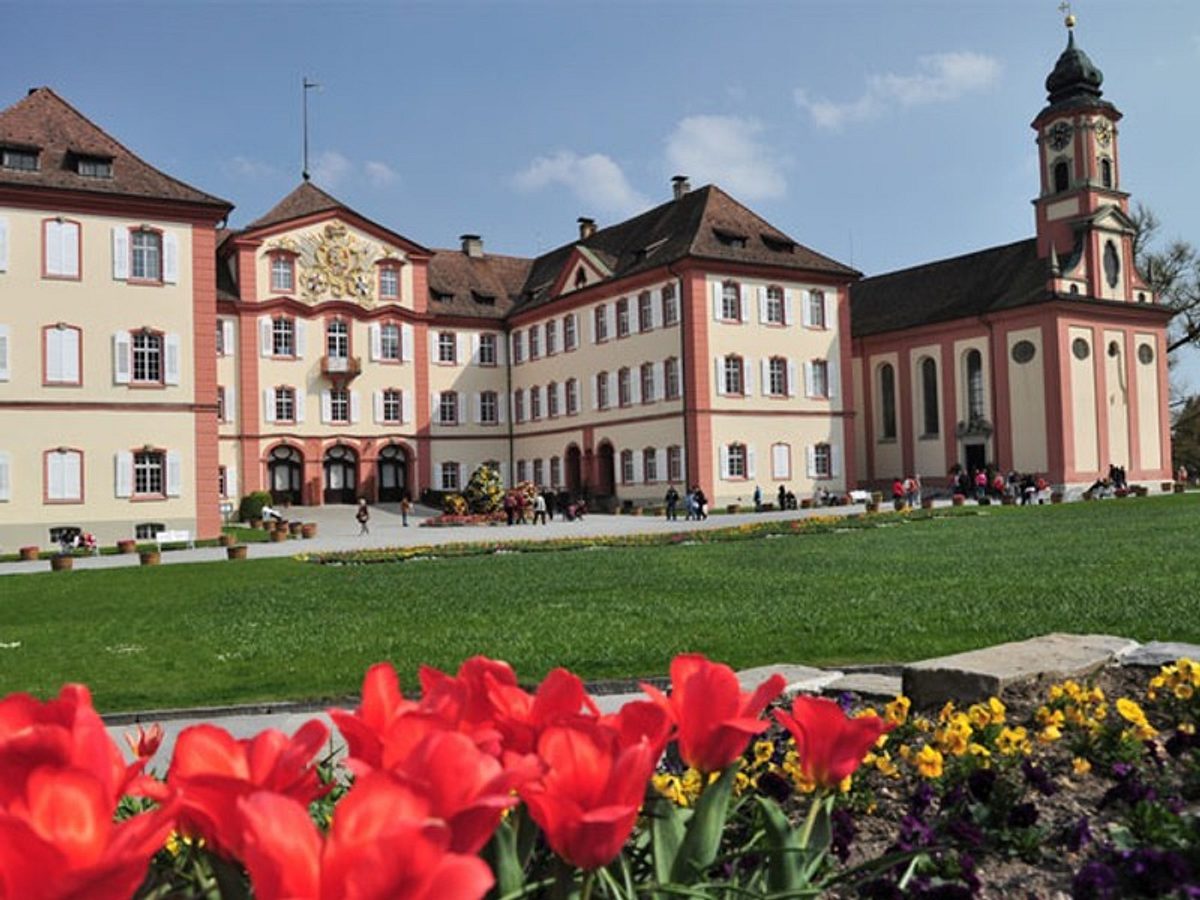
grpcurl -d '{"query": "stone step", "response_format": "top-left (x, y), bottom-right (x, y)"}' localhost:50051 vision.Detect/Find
top-left (736, 663), bottom-right (844, 697)
top-left (824, 672), bottom-right (903, 700)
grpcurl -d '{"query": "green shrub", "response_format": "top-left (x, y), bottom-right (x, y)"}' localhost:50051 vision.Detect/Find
top-left (238, 491), bottom-right (273, 522)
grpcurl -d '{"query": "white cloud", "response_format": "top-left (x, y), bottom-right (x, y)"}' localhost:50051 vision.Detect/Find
top-left (512, 151), bottom-right (647, 216)
top-left (664, 115), bottom-right (787, 201)
top-left (795, 51), bottom-right (1001, 130)
top-left (223, 156), bottom-right (279, 179)
top-left (309, 150), bottom-right (352, 187)
top-left (365, 160), bottom-right (398, 187)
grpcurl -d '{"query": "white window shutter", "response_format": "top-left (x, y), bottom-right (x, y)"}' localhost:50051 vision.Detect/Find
top-left (46, 221), bottom-right (64, 275)
top-left (112, 228), bottom-right (129, 280)
top-left (784, 290), bottom-right (795, 326)
top-left (401, 323), bottom-right (414, 362)
top-left (630, 371), bottom-right (641, 405)
top-left (650, 290), bottom-right (662, 328)
top-left (350, 391), bottom-right (361, 424)
top-left (827, 359), bottom-right (840, 399)
top-left (606, 372), bottom-right (616, 404)
top-left (588, 311), bottom-right (597, 344)
top-left (758, 286), bottom-right (768, 323)
top-left (115, 451), bottom-right (133, 498)
top-left (294, 319), bottom-right (307, 359)
top-left (295, 390), bottom-right (306, 423)
top-left (496, 393), bottom-right (506, 424)
top-left (471, 333), bottom-right (480, 365)
top-left (656, 448), bottom-right (667, 480)
top-left (373, 390), bottom-right (383, 424)
top-left (824, 293), bottom-right (834, 329)
top-left (63, 452), bottom-right (81, 500)
top-left (804, 361), bottom-right (815, 398)
top-left (747, 445), bottom-right (757, 480)
top-left (163, 232), bottom-right (179, 284)
top-left (740, 291), bottom-right (750, 323)
top-left (45, 329), bottom-right (62, 383)
top-left (743, 358), bottom-right (754, 395)
top-left (47, 452), bottom-right (65, 500)
top-left (761, 358), bottom-right (770, 396)
top-left (165, 333), bottom-right (181, 385)
top-left (801, 290), bottom-right (813, 328)
top-left (259, 316), bottom-right (272, 357)
top-left (429, 331), bottom-right (437, 360)
top-left (263, 388), bottom-right (276, 422)
top-left (400, 391), bottom-right (411, 424)
top-left (227, 467), bottom-right (238, 500)
top-left (807, 446), bottom-right (817, 478)
top-left (457, 333), bottom-right (468, 365)
top-left (62, 222), bottom-right (79, 277)
top-left (787, 361), bottom-right (797, 397)
top-left (321, 390), bottom-right (332, 424)
top-left (712, 282), bottom-right (722, 320)
top-left (831, 444), bottom-right (842, 478)
top-left (605, 305), bottom-right (615, 338)
top-left (0, 325), bottom-right (8, 381)
top-left (591, 377), bottom-right (599, 410)
top-left (368, 324), bottom-right (381, 362)
top-left (719, 445), bottom-right (730, 479)
top-left (653, 362), bottom-right (663, 401)
top-left (221, 319), bottom-right (234, 356)
top-left (224, 386), bottom-right (235, 423)
top-left (496, 331), bottom-right (508, 365)
top-left (0, 452), bottom-right (10, 501)
top-left (113, 331), bottom-right (131, 384)
top-left (714, 356), bottom-right (725, 395)
top-left (166, 450), bottom-right (183, 497)
top-left (772, 444), bottom-right (788, 479)
top-left (555, 382), bottom-right (565, 413)
top-left (0, 217), bottom-right (8, 271)
top-left (431, 392), bottom-right (441, 425)
top-left (472, 393), bottom-right (481, 424)
top-left (632, 452), bottom-right (643, 484)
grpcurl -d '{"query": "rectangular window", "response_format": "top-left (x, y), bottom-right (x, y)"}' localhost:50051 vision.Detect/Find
top-left (478, 333), bottom-right (497, 365)
top-left (131, 230), bottom-right (162, 281)
top-left (76, 156), bottom-right (112, 178)
top-left (379, 265), bottom-right (399, 299)
top-left (662, 284), bottom-right (679, 326)
top-left (275, 386), bottom-right (296, 422)
top-left (616, 298), bottom-right (631, 337)
top-left (563, 314), bottom-right (578, 350)
top-left (724, 357), bottom-right (743, 395)
top-left (641, 363), bottom-right (655, 403)
top-left (566, 378), bottom-right (579, 415)
top-left (379, 323), bottom-right (400, 361)
top-left (667, 445), bottom-right (683, 483)
top-left (44, 325), bottom-right (81, 385)
top-left (438, 332), bottom-right (456, 364)
top-left (382, 389), bottom-right (402, 423)
top-left (330, 388), bottom-right (349, 424)
top-left (528, 325), bottom-right (541, 359)
top-left (513, 389), bottom-right (525, 423)
top-left (596, 373), bottom-right (610, 410)
top-left (765, 286), bottom-right (784, 324)
top-left (813, 443), bottom-right (832, 478)
top-left (439, 391), bottom-right (458, 425)
top-left (545, 320), bottom-right (557, 355)
top-left (638, 292), bottom-right (653, 332)
top-left (215, 320), bottom-right (226, 356)
top-left (132, 332), bottom-right (163, 384)
top-left (44, 219), bottom-right (80, 278)
top-left (594, 305), bottom-right (608, 342)
top-left (530, 386), bottom-right (542, 420)
top-left (134, 451), bottom-right (165, 496)
top-left (216, 387), bottom-right (226, 422)
top-left (769, 358), bottom-right (788, 396)
top-left (620, 450), bottom-right (635, 484)
top-left (46, 449), bottom-right (83, 502)
top-left (512, 331), bottom-right (524, 364)
top-left (480, 391), bottom-right (498, 424)
top-left (643, 448), bottom-right (658, 483)
top-left (533, 458), bottom-right (544, 486)
top-left (218, 465), bottom-right (227, 498)
top-left (441, 461), bottom-right (460, 491)
top-left (722, 283), bottom-right (740, 320)
top-left (808, 291), bottom-right (827, 329)
top-left (550, 456), bottom-right (562, 487)
top-left (547, 382), bottom-right (559, 417)
top-left (272, 317), bottom-right (295, 356)
top-left (665, 357), bottom-right (681, 400)
top-left (727, 444), bottom-right (746, 479)
top-left (810, 360), bottom-right (829, 398)
top-left (1, 148), bottom-right (38, 171)
top-left (327, 320), bottom-right (349, 358)
top-left (270, 255), bottom-right (294, 292)
top-left (517, 460), bottom-right (528, 483)
top-left (617, 368), bottom-right (631, 407)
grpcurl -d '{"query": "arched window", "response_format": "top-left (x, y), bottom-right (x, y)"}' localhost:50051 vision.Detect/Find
top-left (1104, 240), bottom-right (1120, 288)
top-left (965, 350), bottom-right (985, 421)
top-left (1100, 158), bottom-right (1113, 188)
top-left (921, 357), bottom-right (939, 437)
top-left (878, 363), bottom-right (896, 440)
top-left (1053, 160), bottom-right (1069, 193)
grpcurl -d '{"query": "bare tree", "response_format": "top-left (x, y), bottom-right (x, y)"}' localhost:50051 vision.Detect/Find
top-left (1132, 203), bottom-right (1200, 355)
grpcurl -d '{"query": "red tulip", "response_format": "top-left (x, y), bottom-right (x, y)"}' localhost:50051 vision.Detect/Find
top-left (167, 719), bottom-right (330, 857)
top-left (0, 766), bottom-right (176, 900)
top-left (328, 662), bottom-right (417, 771)
top-left (643, 654), bottom-right (785, 772)
top-left (773, 695), bottom-right (894, 790)
top-left (486, 667), bottom-right (600, 755)
top-left (520, 721), bottom-right (658, 870)
top-left (419, 655), bottom-right (518, 731)
top-left (124, 722), bottom-right (164, 761)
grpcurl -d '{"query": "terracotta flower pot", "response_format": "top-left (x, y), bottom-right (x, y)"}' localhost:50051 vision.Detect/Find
top-left (218, 533), bottom-right (235, 547)
top-left (139, 551), bottom-right (161, 566)
top-left (800, 498), bottom-right (813, 509)
top-left (893, 499), bottom-right (907, 511)
top-left (19, 546), bottom-right (40, 561)
top-left (952, 494), bottom-right (965, 507)
top-left (50, 555), bottom-right (74, 572)
top-left (226, 545), bottom-right (248, 560)
top-left (866, 502), bottom-right (879, 513)
top-left (871, 492), bottom-right (883, 506)
top-left (302, 523), bottom-right (317, 539)
top-left (248, 518), bottom-right (262, 529)
top-left (288, 521), bottom-right (303, 536)
top-left (269, 529), bottom-right (288, 543)
top-left (117, 539), bottom-right (138, 554)
top-left (922, 498), bottom-right (935, 509)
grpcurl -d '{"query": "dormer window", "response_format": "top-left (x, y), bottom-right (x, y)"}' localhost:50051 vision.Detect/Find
top-left (713, 227), bottom-right (748, 249)
top-left (270, 253), bottom-right (295, 293)
top-left (761, 234), bottom-right (794, 253)
top-left (1, 147), bottom-right (38, 171)
top-left (471, 291), bottom-right (495, 307)
top-left (432, 291), bottom-right (453, 304)
top-left (75, 155), bottom-right (113, 178)
top-left (574, 267), bottom-right (587, 288)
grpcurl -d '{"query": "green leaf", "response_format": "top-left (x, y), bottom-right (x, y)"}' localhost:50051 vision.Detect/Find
top-left (485, 816), bottom-right (527, 899)
top-left (669, 765), bottom-right (737, 884)
top-left (647, 794), bottom-right (690, 888)
top-left (756, 796), bottom-right (805, 892)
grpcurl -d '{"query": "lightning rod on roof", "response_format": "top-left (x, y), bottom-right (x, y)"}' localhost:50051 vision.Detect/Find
top-left (302, 77), bottom-right (321, 181)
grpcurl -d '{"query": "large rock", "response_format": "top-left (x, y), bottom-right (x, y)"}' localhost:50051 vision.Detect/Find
top-left (1119, 641), bottom-right (1200, 668)
top-left (902, 633), bottom-right (1138, 708)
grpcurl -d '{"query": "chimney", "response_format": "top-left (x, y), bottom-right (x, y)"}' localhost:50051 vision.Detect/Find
top-left (671, 175), bottom-right (690, 200)
top-left (460, 234), bottom-right (483, 258)
top-left (577, 217), bottom-right (596, 240)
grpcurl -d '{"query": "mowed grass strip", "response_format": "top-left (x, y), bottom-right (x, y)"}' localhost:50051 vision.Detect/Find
top-left (1, 495), bottom-right (1196, 712)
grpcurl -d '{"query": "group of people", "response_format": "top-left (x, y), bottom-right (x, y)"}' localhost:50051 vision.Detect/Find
top-left (503, 489), bottom-right (588, 525)
top-left (663, 485), bottom-right (708, 521)
top-left (355, 495), bottom-right (413, 534)
top-left (890, 475), bottom-right (924, 507)
top-left (947, 465), bottom-right (1050, 504)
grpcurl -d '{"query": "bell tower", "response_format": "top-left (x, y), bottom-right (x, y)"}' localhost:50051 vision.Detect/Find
top-left (1031, 11), bottom-right (1147, 303)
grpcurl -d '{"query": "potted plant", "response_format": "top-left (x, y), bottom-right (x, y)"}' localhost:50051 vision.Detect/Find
top-left (49, 554), bottom-right (74, 572)
top-left (218, 533), bottom-right (236, 547)
top-left (139, 550), bottom-right (161, 566)
top-left (117, 539), bottom-right (137, 554)
top-left (893, 498), bottom-right (906, 511)
top-left (800, 498), bottom-right (813, 509)
top-left (726, 503), bottom-right (739, 514)
top-left (952, 493), bottom-right (965, 507)
top-left (19, 546), bottom-right (40, 561)
top-left (248, 518), bottom-right (263, 530)
top-left (226, 544), bottom-right (248, 560)
top-left (288, 521), bottom-right (303, 536)
top-left (922, 497), bottom-right (935, 509)
top-left (301, 522), bottom-right (318, 539)
top-left (866, 501), bottom-right (879, 513)
top-left (269, 528), bottom-right (288, 543)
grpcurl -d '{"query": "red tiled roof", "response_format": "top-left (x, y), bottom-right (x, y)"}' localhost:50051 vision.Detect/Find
top-left (242, 181), bottom-right (346, 231)
top-left (0, 87), bottom-right (231, 211)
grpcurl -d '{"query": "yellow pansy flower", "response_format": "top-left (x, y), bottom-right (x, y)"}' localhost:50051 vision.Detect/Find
top-left (915, 744), bottom-right (944, 779)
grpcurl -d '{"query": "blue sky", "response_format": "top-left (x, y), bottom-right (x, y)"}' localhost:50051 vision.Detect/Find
top-left (5, 0), bottom-right (1199, 389)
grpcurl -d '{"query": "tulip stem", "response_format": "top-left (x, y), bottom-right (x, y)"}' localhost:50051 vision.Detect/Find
top-left (798, 793), bottom-right (824, 849)
top-left (581, 869), bottom-right (596, 900)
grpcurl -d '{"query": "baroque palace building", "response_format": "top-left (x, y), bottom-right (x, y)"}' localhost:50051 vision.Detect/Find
top-left (0, 23), bottom-right (1174, 547)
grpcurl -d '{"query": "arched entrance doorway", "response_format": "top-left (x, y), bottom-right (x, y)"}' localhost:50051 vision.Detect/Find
top-left (596, 441), bottom-right (616, 497)
top-left (323, 445), bottom-right (358, 504)
top-left (267, 445), bottom-right (304, 505)
top-left (565, 444), bottom-right (582, 494)
top-left (377, 444), bottom-right (408, 502)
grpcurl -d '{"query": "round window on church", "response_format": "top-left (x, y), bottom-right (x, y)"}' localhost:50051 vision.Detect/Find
top-left (1011, 340), bottom-right (1037, 364)
top-left (1138, 344), bottom-right (1154, 365)
top-left (1072, 338), bottom-right (1090, 361)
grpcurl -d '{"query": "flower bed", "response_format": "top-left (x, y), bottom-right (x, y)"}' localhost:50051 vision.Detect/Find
top-left (7, 654), bottom-right (1200, 897)
top-left (420, 510), bottom-right (507, 527)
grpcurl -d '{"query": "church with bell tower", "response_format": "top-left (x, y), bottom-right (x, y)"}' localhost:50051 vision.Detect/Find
top-left (848, 15), bottom-right (1173, 492)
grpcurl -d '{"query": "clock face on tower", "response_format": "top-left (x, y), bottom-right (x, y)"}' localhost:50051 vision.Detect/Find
top-left (1048, 121), bottom-right (1073, 151)
top-left (1095, 120), bottom-right (1112, 147)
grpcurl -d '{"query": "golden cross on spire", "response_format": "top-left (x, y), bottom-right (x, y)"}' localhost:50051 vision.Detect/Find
top-left (1058, 1), bottom-right (1076, 29)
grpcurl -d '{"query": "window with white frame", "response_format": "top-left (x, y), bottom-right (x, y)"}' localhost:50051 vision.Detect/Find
top-left (566, 378), bottom-right (579, 415)
top-left (640, 362), bottom-right (655, 403)
top-left (808, 290), bottom-right (827, 328)
top-left (327, 320), bottom-right (349, 358)
top-left (563, 314), bottom-right (578, 351)
top-left (480, 390), bottom-right (498, 424)
top-left (638, 292), bottom-right (653, 331)
top-left (813, 443), bottom-right (832, 478)
top-left (765, 286), bottom-right (784, 325)
top-left (771, 443), bottom-right (790, 480)
top-left (513, 389), bottom-right (525, 423)
top-left (270, 255), bottom-right (294, 292)
top-left (545, 320), bottom-right (557, 355)
top-left (727, 443), bottom-right (747, 479)
top-left (724, 355), bottom-right (744, 395)
top-left (275, 386), bottom-right (296, 422)
top-left (45, 449), bottom-right (83, 502)
top-left (533, 458), bottom-right (544, 486)
top-left (617, 367), bottom-right (631, 407)
top-left (665, 357), bottom-right (680, 400)
top-left (550, 456), bottom-right (561, 487)
top-left (379, 264), bottom-right (399, 299)
top-left (768, 357), bottom-right (788, 397)
top-left (329, 388), bottom-right (350, 423)
top-left (131, 230), bottom-right (162, 281)
top-left (516, 459), bottom-right (528, 482)
top-left (530, 385), bottom-right (542, 420)
top-left (439, 391), bottom-right (458, 425)
top-left (382, 389), bottom-right (402, 424)
top-left (620, 449), bottom-right (635, 484)
top-left (667, 445), bottom-right (682, 483)
top-left (438, 331), bottom-right (456, 364)
top-left (272, 317), bottom-right (295, 356)
top-left (441, 461), bottom-right (461, 491)
top-left (44, 219), bottom-right (80, 279)
top-left (44, 325), bottom-right (81, 384)
top-left (616, 298), bottom-right (631, 337)
top-left (215, 320), bottom-right (227, 356)
top-left (643, 448), bottom-right (658, 483)
top-left (134, 450), bottom-right (165, 496)
top-left (594, 305), bottom-right (609, 342)
top-left (596, 372), bottom-right (610, 409)
top-left (722, 282), bottom-right (740, 320)
top-left (379, 323), bottom-right (400, 361)
top-left (809, 359), bottom-right (829, 398)
top-left (547, 381), bottom-right (559, 417)
top-left (132, 332), bottom-right (163, 384)
top-left (512, 330), bottom-right (524, 364)
top-left (478, 333), bottom-right (497, 365)
top-left (529, 324), bottom-right (541, 359)
top-left (663, 284), bottom-right (679, 326)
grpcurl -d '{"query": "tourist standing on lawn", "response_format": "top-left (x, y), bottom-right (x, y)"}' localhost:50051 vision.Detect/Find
top-left (355, 498), bottom-right (370, 535)
top-left (665, 484), bottom-right (680, 521)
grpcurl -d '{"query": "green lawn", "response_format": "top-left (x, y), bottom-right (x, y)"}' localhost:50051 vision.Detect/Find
top-left (1, 496), bottom-right (1197, 713)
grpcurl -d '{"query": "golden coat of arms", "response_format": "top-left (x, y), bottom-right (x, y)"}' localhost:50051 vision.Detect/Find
top-left (269, 223), bottom-right (399, 306)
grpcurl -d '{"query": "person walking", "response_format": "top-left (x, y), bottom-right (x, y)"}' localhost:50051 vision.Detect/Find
top-left (355, 498), bottom-right (370, 535)
top-left (694, 486), bottom-right (708, 520)
top-left (753, 485), bottom-right (762, 512)
top-left (777, 484), bottom-right (786, 510)
top-left (664, 484), bottom-right (680, 521)
top-left (400, 494), bottom-right (411, 527)
top-left (533, 492), bottom-right (547, 525)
